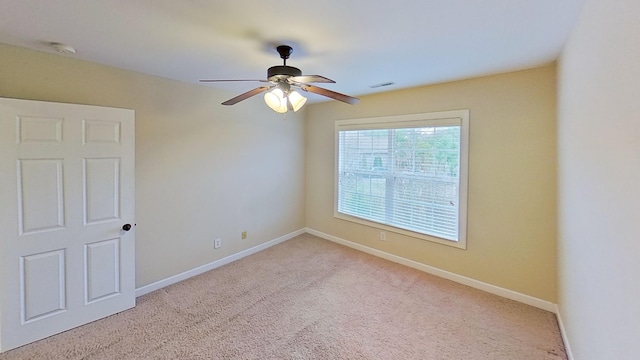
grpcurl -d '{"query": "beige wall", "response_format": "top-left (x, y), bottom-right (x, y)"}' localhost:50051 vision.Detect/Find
top-left (0, 43), bottom-right (306, 288)
top-left (306, 66), bottom-right (558, 302)
top-left (558, 0), bottom-right (640, 358)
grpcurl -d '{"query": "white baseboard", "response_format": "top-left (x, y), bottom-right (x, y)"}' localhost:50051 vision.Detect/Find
top-left (555, 306), bottom-right (574, 360)
top-left (305, 227), bottom-right (557, 313)
top-left (135, 228), bottom-right (306, 297)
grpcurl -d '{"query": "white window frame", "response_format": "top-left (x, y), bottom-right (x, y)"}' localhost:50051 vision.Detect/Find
top-left (334, 109), bottom-right (469, 249)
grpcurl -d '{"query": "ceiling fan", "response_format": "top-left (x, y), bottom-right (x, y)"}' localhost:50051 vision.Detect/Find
top-left (200, 45), bottom-right (359, 113)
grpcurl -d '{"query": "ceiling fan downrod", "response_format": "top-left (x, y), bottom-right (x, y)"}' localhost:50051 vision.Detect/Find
top-left (276, 45), bottom-right (293, 65)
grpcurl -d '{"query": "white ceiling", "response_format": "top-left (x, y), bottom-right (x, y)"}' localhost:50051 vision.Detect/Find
top-left (0, 0), bottom-right (585, 103)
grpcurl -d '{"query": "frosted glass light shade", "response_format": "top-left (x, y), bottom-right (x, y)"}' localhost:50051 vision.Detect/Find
top-left (264, 88), bottom-right (287, 113)
top-left (288, 91), bottom-right (307, 112)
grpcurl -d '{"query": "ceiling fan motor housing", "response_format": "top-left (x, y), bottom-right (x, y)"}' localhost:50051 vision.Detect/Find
top-left (267, 65), bottom-right (302, 81)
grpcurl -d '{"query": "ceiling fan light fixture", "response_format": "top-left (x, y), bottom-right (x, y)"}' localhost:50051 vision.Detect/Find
top-left (264, 88), bottom-right (287, 113)
top-left (202, 45), bottom-right (359, 108)
top-left (288, 90), bottom-right (307, 112)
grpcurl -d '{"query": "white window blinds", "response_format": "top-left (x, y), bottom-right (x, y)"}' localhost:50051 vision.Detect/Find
top-left (335, 110), bottom-right (469, 247)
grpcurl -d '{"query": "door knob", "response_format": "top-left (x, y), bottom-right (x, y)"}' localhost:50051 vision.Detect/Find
top-left (122, 224), bottom-right (132, 231)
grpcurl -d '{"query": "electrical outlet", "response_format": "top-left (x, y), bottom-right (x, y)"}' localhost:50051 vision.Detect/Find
top-left (379, 231), bottom-right (386, 241)
top-left (214, 238), bottom-right (221, 249)
top-left (241, 231), bottom-right (247, 240)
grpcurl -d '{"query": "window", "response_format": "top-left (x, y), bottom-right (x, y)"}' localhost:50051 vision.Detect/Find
top-left (335, 110), bottom-right (469, 248)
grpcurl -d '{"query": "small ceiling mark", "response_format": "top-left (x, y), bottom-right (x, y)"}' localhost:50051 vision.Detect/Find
top-left (50, 42), bottom-right (77, 55)
top-left (369, 82), bottom-right (395, 88)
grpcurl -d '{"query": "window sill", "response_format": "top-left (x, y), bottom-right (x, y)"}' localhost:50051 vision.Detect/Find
top-left (333, 211), bottom-right (467, 249)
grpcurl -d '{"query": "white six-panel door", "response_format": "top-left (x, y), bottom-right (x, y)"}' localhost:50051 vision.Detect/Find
top-left (0, 97), bottom-right (135, 352)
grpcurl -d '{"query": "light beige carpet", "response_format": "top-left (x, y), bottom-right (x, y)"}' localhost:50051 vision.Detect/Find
top-left (0, 234), bottom-right (566, 359)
